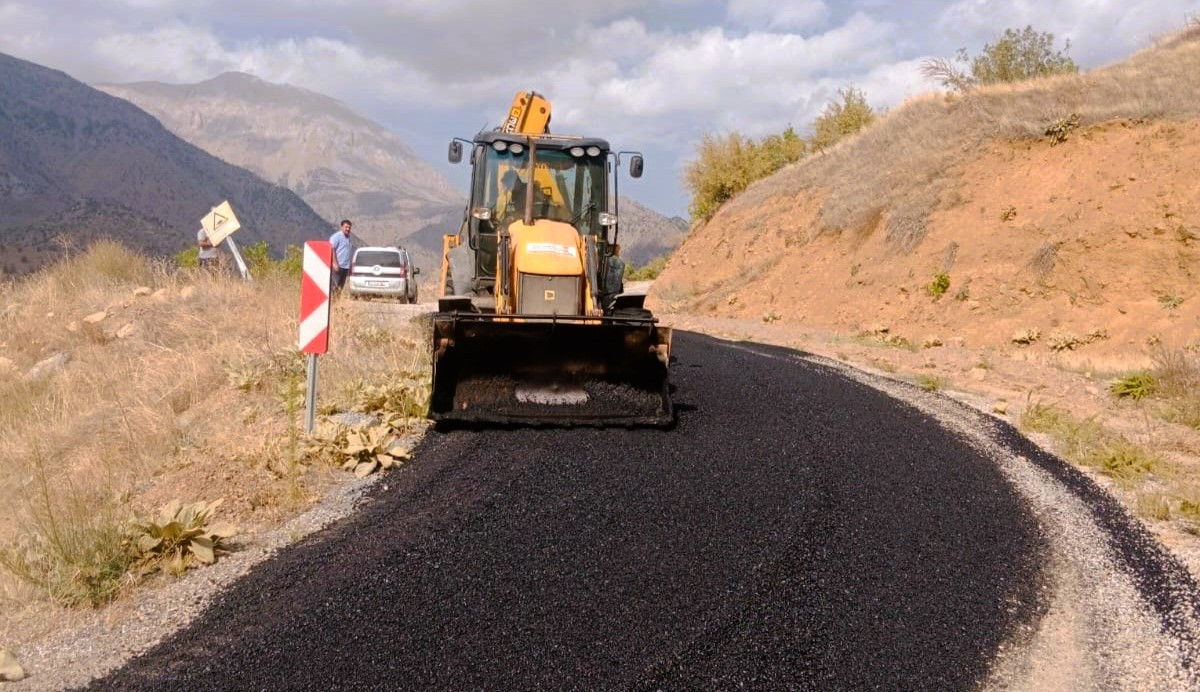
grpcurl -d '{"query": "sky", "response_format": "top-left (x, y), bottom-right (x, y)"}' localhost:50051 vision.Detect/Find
top-left (2, 0), bottom-right (1197, 217)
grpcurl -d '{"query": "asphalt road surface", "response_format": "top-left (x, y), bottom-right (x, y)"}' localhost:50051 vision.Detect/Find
top-left (93, 330), bottom-right (1151, 690)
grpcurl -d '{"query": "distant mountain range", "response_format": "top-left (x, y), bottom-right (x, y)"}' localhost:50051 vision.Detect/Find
top-left (99, 73), bottom-right (462, 249)
top-left (0, 53), bottom-right (330, 276)
top-left (616, 197), bottom-right (688, 266)
top-left (100, 72), bottom-right (688, 269)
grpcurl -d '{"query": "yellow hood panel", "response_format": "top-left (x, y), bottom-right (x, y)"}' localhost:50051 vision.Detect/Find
top-left (508, 220), bottom-right (584, 276)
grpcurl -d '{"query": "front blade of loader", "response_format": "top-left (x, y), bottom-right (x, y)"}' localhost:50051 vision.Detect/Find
top-left (430, 313), bottom-right (672, 426)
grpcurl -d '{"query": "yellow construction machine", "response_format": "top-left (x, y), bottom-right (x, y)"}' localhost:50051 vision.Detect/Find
top-left (431, 91), bottom-right (673, 426)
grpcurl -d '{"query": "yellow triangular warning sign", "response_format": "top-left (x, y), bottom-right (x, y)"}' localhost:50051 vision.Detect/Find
top-left (200, 200), bottom-right (242, 245)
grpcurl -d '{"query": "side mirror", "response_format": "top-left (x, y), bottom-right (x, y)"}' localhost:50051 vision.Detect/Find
top-left (598, 212), bottom-right (617, 227)
top-left (629, 154), bottom-right (644, 179)
top-left (413, 267), bottom-right (421, 275)
top-left (448, 140), bottom-right (463, 164)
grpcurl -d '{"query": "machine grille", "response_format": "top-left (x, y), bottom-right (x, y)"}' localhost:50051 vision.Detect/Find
top-left (518, 274), bottom-right (581, 315)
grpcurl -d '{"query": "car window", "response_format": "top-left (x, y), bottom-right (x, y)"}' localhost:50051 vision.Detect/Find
top-left (354, 251), bottom-right (402, 267)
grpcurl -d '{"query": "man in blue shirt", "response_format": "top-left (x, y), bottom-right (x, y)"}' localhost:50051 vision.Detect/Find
top-left (330, 219), bottom-right (354, 292)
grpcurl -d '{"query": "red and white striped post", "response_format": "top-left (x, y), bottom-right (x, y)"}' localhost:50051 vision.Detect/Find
top-left (299, 241), bottom-right (332, 432)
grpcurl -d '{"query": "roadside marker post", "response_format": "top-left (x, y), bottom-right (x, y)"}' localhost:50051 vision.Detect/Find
top-left (299, 241), bottom-right (333, 433)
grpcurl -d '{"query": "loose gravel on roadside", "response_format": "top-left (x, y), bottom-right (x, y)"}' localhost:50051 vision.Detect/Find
top-left (734, 342), bottom-right (1200, 689)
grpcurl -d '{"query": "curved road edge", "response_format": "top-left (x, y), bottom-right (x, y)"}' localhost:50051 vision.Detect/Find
top-left (720, 339), bottom-right (1200, 689)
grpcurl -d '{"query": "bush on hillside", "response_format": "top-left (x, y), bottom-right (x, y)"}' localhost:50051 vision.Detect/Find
top-left (810, 88), bottom-right (876, 152)
top-left (624, 256), bottom-right (668, 281)
top-left (923, 25), bottom-right (1077, 93)
top-left (684, 127), bottom-right (807, 222)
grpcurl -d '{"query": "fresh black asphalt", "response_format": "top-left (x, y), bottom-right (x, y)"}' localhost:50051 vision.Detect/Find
top-left (92, 331), bottom-right (1050, 690)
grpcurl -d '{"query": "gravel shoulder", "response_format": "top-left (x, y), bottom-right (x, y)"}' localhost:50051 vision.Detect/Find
top-left (723, 340), bottom-right (1200, 688)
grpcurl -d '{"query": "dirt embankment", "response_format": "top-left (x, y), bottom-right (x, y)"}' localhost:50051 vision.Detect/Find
top-left (649, 28), bottom-right (1200, 581)
top-left (651, 118), bottom-right (1200, 367)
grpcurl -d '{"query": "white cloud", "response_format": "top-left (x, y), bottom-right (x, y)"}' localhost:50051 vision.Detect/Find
top-left (726, 0), bottom-right (829, 31)
top-left (935, 0), bottom-right (1199, 66)
top-left (2, 0), bottom-right (1193, 214)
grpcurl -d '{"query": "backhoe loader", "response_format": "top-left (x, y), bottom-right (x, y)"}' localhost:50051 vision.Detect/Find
top-left (431, 91), bottom-right (672, 426)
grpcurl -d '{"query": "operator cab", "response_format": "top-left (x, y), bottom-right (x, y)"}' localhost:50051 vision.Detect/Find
top-left (462, 132), bottom-right (614, 286)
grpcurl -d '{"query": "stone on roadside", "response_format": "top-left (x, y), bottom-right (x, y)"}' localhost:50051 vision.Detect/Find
top-left (151, 288), bottom-right (169, 302)
top-left (116, 323), bottom-right (137, 339)
top-left (180, 286), bottom-right (196, 300)
top-left (24, 352), bottom-right (70, 382)
top-left (993, 400), bottom-right (1009, 415)
top-left (133, 286), bottom-right (153, 297)
top-left (83, 310), bottom-right (107, 324)
top-left (0, 648), bottom-right (25, 682)
top-left (0, 356), bottom-right (17, 377)
top-left (922, 337), bottom-right (944, 349)
top-left (66, 320), bottom-right (79, 333)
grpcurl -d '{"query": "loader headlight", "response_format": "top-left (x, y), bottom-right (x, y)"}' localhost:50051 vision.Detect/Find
top-left (492, 141), bottom-right (508, 152)
top-left (586, 146), bottom-right (601, 157)
top-left (508, 143), bottom-right (525, 155)
top-left (569, 146), bottom-right (585, 157)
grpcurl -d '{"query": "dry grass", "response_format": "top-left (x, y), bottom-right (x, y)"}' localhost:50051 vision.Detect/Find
top-left (1152, 348), bottom-right (1200, 428)
top-left (0, 242), bottom-right (427, 620)
top-left (1020, 402), bottom-right (1163, 485)
top-left (728, 26), bottom-right (1200, 252)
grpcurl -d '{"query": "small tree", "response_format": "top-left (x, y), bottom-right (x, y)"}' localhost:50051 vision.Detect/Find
top-left (684, 132), bottom-right (759, 222)
top-left (972, 25), bottom-right (1077, 84)
top-left (810, 88), bottom-right (875, 152)
top-left (923, 25), bottom-right (1077, 93)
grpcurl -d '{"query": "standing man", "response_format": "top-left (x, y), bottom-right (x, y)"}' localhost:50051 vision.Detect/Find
top-left (330, 219), bottom-right (353, 292)
top-left (197, 227), bottom-right (219, 270)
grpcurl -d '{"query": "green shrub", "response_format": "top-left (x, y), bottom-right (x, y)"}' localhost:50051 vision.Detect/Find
top-left (175, 246), bottom-right (200, 269)
top-left (922, 25), bottom-right (1078, 93)
top-left (625, 256), bottom-right (668, 281)
top-left (916, 375), bottom-right (945, 391)
top-left (810, 88), bottom-right (876, 152)
top-left (1109, 372), bottom-right (1157, 400)
top-left (241, 240), bottom-right (273, 271)
top-left (684, 128), bottom-right (806, 222)
top-left (972, 26), bottom-right (1078, 85)
top-left (925, 272), bottom-right (951, 298)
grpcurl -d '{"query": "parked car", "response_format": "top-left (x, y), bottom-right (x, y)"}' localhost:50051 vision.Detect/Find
top-left (347, 246), bottom-right (419, 303)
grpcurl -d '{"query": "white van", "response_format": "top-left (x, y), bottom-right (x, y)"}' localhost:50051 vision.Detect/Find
top-left (347, 246), bottom-right (419, 303)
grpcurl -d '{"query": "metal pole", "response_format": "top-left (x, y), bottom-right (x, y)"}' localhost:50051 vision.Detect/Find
top-left (224, 236), bottom-right (252, 281)
top-left (305, 354), bottom-right (318, 433)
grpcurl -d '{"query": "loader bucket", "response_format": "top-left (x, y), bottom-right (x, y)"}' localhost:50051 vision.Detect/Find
top-left (430, 313), bottom-right (673, 426)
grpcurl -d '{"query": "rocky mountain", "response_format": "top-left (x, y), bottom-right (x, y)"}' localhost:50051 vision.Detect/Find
top-left (615, 196), bottom-right (689, 266)
top-left (99, 72), bottom-right (462, 250)
top-left (0, 52), bottom-right (331, 276)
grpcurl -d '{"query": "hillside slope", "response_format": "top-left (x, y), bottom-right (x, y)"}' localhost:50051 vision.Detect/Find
top-left (616, 197), bottom-right (688, 266)
top-left (651, 29), bottom-right (1200, 362)
top-left (0, 54), bottom-right (330, 275)
top-left (99, 73), bottom-right (462, 248)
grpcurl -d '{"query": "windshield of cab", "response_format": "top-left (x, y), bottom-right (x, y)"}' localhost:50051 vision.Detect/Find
top-left (475, 144), bottom-right (606, 235)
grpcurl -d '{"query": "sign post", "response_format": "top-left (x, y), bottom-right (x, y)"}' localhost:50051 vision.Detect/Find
top-left (200, 200), bottom-right (249, 280)
top-left (298, 241), bottom-right (332, 433)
